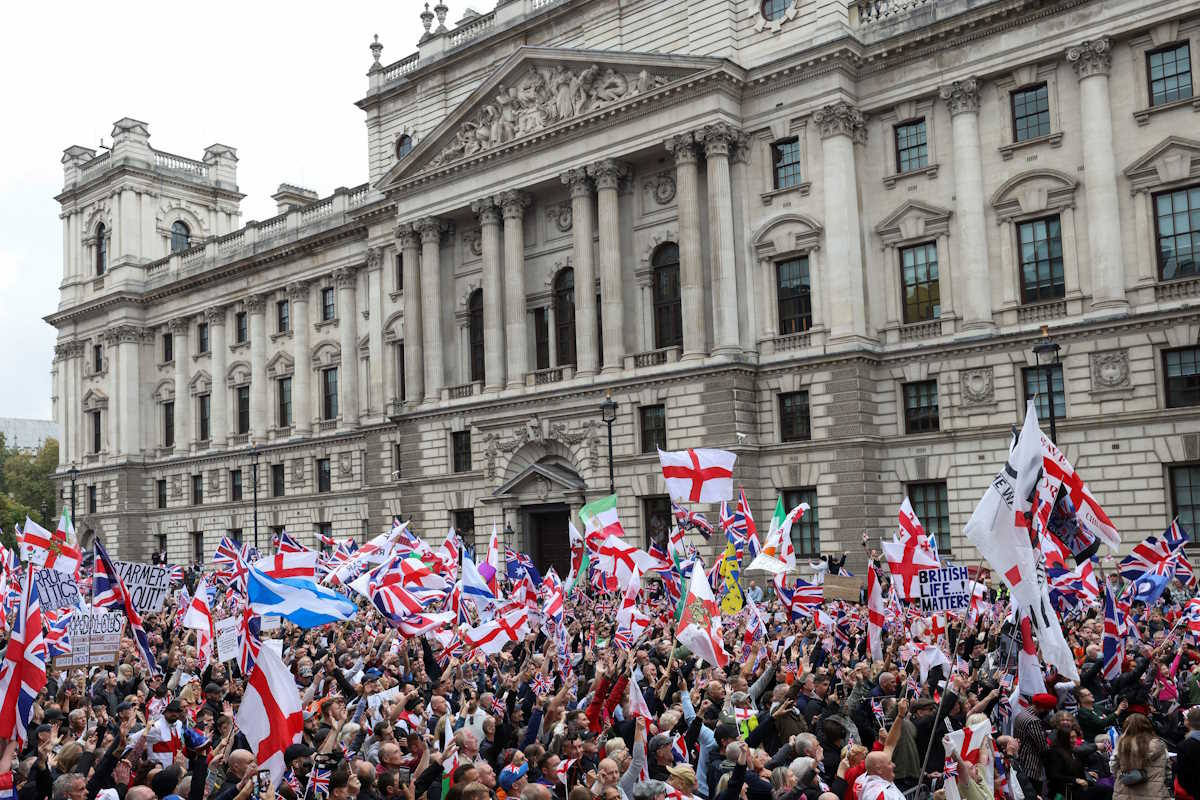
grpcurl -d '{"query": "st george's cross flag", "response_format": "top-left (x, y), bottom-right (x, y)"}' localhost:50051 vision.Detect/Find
top-left (0, 563), bottom-right (47, 741)
top-left (676, 561), bottom-right (728, 668)
top-left (182, 577), bottom-right (216, 667)
top-left (657, 448), bottom-right (736, 504)
top-left (866, 563), bottom-right (885, 661)
top-left (254, 551), bottom-right (318, 581)
top-left (943, 718), bottom-right (996, 800)
top-left (20, 513), bottom-right (81, 577)
top-left (235, 640), bottom-right (303, 787)
top-left (880, 538), bottom-right (940, 600)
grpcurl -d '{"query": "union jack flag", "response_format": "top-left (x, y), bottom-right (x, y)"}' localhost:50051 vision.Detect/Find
top-left (1119, 525), bottom-right (1188, 582)
top-left (276, 531), bottom-right (309, 554)
top-left (672, 502), bottom-right (713, 538)
top-left (870, 697), bottom-right (885, 725)
top-left (93, 540), bottom-right (160, 676)
top-left (530, 674), bottom-right (554, 696)
top-left (0, 563), bottom-right (47, 741)
top-left (942, 755), bottom-right (958, 780)
top-left (238, 607), bottom-right (261, 675)
top-left (44, 609), bottom-right (72, 658)
top-left (167, 565), bottom-right (185, 584)
top-left (211, 536), bottom-right (252, 592)
top-left (307, 767), bottom-right (331, 798)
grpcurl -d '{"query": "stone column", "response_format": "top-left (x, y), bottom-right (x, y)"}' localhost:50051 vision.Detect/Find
top-left (472, 197), bottom-right (506, 392)
top-left (665, 133), bottom-right (706, 359)
top-left (169, 317), bottom-right (191, 451)
top-left (207, 306), bottom-right (228, 448)
top-left (414, 217), bottom-right (446, 401)
top-left (287, 283), bottom-right (312, 434)
top-left (812, 101), bottom-right (870, 343)
top-left (104, 330), bottom-right (120, 455)
top-left (246, 293), bottom-right (268, 443)
top-left (365, 247), bottom-right (385, 414)
top-left (1067, 37), bottom-right (1127, 310)
top-left (335, 266), bottom-right (360, 427)
top-left (562, 169), bottom-right (598, 375)
top-left (587, 160), bottom-right (629, 372)
top-left (395, 225), bottom-right (424, 404)
top-left (700, 123), bottom-right (746, 355)
top-left (117, 326), bottom-right (142, 457)
top-left (498, 191), bottom-right (531, 388)
top-left (939, 79), bottom-right (994, 330)
top-left (53, 345), bottom-right (67, 466)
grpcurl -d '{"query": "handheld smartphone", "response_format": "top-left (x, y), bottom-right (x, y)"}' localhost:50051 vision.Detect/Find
top-left (254, 769), bottom-right (272, 795)
top-left (397, 767), bottom-right (411, 785)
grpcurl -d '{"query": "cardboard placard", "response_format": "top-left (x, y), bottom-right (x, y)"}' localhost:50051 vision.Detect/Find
top-left (918, 562), bottom-right (970, 614)
top-left (112, 561), bottom-right (172, 613)
top-left (823, 574), bottom-right (861, 602)
top-left (260, 615), bottom-right (281, 632)
top-left (215, 616), bottom-right (241, 663)
top-left (53, 610), bottom-right (125, 667)
top-left (35, 568), bottom-right (82, 611)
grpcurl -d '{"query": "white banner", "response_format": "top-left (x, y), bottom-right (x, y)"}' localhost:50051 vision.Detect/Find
top-left (215, 616), bottom-right (241, 663)
top-left (918, 561), bottom-right (971, 614)
top-left (34, 568), bottom-right (82, 611)
top-left (53, 610), bottom-right (125, 667)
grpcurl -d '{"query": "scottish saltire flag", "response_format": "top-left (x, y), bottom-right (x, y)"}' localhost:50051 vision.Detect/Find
top-left (93, 540), bottom-right (160, 676)
top-left (246, 564), bottom-right (357, 628)
top-left (0, 563), bottom-right (47, 741)
top-left (1102, 585), bottom-right (1124, 679)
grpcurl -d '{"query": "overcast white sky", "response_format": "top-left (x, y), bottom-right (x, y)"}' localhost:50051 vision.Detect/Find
top-left (0, 0), bottom-right (432, 420)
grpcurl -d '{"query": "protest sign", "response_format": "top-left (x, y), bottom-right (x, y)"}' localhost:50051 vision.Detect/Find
top-left (367, 686), bottom-right (401, 711)
top-left (113, 561), bottom-right (172, 613)
top-left (53, 610), bottom-right (124, 667)
top-left (918, 561), bottom-right (970, 614)
top-left (34, 568), bottom-right (81, 611)
top-left (260, 615), bottom-right (281, 632)
top-left (823, 574), bottom-right (861, 602)
top-left (215, 616), bottom-right (241, 663)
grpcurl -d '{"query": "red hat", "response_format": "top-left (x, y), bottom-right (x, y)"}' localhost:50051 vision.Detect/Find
top-left (1031, 693), bottom-right (1058, 710)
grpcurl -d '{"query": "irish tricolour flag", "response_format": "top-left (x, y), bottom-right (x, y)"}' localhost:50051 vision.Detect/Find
top-left (579, 494), bottom-right (625, 540)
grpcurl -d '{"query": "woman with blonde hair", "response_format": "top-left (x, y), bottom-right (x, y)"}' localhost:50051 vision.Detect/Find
top-left (1110, 713), bottom-right (1169, 800)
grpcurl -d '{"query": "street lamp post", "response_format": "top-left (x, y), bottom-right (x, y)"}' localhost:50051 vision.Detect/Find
top-left (67, 464), bottom-right (79, 523)
top-left (1032, 324), bottom-right (1062, 443)
top-left (600, 391), bottom-right (618, 495)
top-left (251, 447), bottom-right (260, 550)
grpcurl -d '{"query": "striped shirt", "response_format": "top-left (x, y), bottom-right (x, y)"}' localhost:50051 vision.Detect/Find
top-left (1012, 708), bottom-right (1048, 783)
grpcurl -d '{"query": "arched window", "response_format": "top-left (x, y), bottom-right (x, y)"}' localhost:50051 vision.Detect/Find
top-left (95, 223), bottom-right (107, 275)
top-left (651, 243), bottom-right (683, 349)
top-left (170, 221), bottom-right (191, 253)
top-left (761, 0), bottom-right (790, 20)
top-left (553, 268), bottom-right (577, 367)
top-left (395, 134), bottom-right (414, 159)
top-left (468, 289), bottom-right (485, 384)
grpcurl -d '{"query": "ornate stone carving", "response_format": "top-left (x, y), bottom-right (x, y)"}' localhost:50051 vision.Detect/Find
top-left (939, 78), bottom-right (981, 116)
top-left (699, 122), bottom-right (748, 157)
top-left (645, 171), bottom-right (676, 205)
top-left (471, 197), bottom-right (501, 227)
top-left (545, 203), bottom-right (573, 232)
top-left (493, 415), bottom-right (600, 476)
top-left (393, 222), bottom-right (419, 249)
top-left (286, 280), bottom-right (310, 302)
top-left (205, 305), bottom-right (227, 325)
top-left (290, 458), bottom-right (305, 484)
top-left (428, 65), bottom-right (670, 168)
top-left (813, 102), bottom-right (867, 144)
top-left (414, 217), bottom-right (447, 244)
top-left (960, 367), bottom-right (995, 405)
top-left (561, 167), bottom-right (593, 199)
top-left (586, 159), bottom-right (630, 191)
top-left (333, 266), bottom-right (358, 289)
top-left (497, 190), bottom-right (531, 221)
top-left (664, 132), bottom-right (699, 165)
top-left (245, 293), bottom-right (268, 314)
top-left (338, 451), bottom-right (353, 477)
top-left (1090, 349), bottom-right (1129, 389)
top-left (170, 475), bottom-right (182, 499)
top-left (482, 432), bottom-right (501, 479)
top-left (1066, 37), bottom-right (1112, 79)
top-left (365, 246), bottom-right (383, 271)
top-left (114, 324), bottom-right (144, 344)
top-left (462, 227), bottom-right (483, 257)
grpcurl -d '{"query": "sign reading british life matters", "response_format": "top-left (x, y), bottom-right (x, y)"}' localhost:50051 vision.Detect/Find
top-left (113, 561), bottom-right (172, 613)
top-left (215, 616), bottom-right (241, 664)
top-left (918, 561), bottom-right (971, 614)
top-left (53, 610), bottom-right (124, 667)
top-left (34, 568), bottom-right (82, 611)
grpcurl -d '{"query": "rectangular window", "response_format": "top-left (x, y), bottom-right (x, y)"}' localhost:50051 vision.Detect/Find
top-left (316, 521), bottom-right (333, 547)
top-left (163, 401), bottom-right (175, 448)
top-left (1018, 215), bottom-right (1066, 303)
top-left (1023, 364), bottom-right (1067, 422)
top-left (1164, 346), bottom-right (1200, 408)
top-left (776, 257), bottom-right (812, 335)
top-left (87, 485), bottom-right (97, 515)
top-left (277, 377), bottom-right (293, 427)
top-left (156, 479), bottom-right (167, 509)
top-left (1011, 83), bottom-right (1051, 142)
top-left (321, 287), bottom-right (336, 321)
top-left (643, 495), bottom-right (672, 551)
top-left (230, 469), bottom-right (243, 502)
top-left (391, 443), bottom-right (403, 480)
top-left (894, 119), bottom-right (928, 173)
top-left (908, 481), bottom-right (951, 552)
top-left (276, 300), bottom-right (290, 334)
top-left (157, 534), bottom-right (167, 558)
top-left (235, 312), bottom-right (248, 344)
top-left (162, 332), bottom-right (174, 363)
top-left (639, 404), bottom-right (667, 454)
top-left (90, 410), bottom-right (102, 453)
top-left (197, 322), bottom-right (209, 354)
top-left (1148, 43), bottom-right (1193, 107)
top-left (198, 394), bottom-right (210, 442)
top-left (236, 386), bottom-right (250, 434)
top-left (398, 342), bottom-right (406, 403)
top-left (191, 474), bottom-right (203, 505)
top-left (1153, 185), bottom-right (1200, 281)
top-left (534, 308), bottom-right (550, 371)
top-left (317, 458), bottom-right (331, 493)
top-left (900, 242), bottom-right (941, 323)
top-left (782, 488), bottom-right (820, 557)
top-left (395, 252), bottom-right (404, 292)
top-left (192, 531), bottom-right (204, 563)
top-left (452, 431), bottom-right (472, 473)
top-left (92, 344), bottom-right (103, 373)
top-left (779, 391), bottom-right (811, 443)
top-left (321, 368), bottom-right (338, 421)
top-left (1172, 464), bottom-right (1200, 537)
top-left (903, 380), bottom-right (940, 434)
top-left (228, 528), bottom-right (243, 545)
top-left (771, 138), bottom-right (803, 190)
top-left (452, 508), bottom-right (475, 539)
top-left (272, 464), bottom-right (285, 497)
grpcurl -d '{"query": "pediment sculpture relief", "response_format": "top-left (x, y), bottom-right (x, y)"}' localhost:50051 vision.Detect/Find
top-left (429, 65), bottom-right (670, 168)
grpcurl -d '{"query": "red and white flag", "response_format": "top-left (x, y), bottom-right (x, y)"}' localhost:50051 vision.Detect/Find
top-left (182, 577), bottom-right (216, 667)
top-left (627, 670), bottom-right (653, 724)
top-left (897, 497), bottom-right (937, 558)
top-left (866, 563), bottom-right (885, 661)
top-left (943, 718), bottom-right (995, 800)
top-left (253, 551), bottom-right (317, 581)
top-left (657, 448), bottom-right (736, 503)
top-left (461, 606), bottom-right (530, 655)
top-left (880, 538), bottom-right (939, 600)
top-left (20, 513), bottom-right (81, 578)
top-left (675, 562), bottom-right (728, 668)
top-left (235, 640), bottom-right (303, 786)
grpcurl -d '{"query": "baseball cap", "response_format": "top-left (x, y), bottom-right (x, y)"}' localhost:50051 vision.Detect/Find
top-left (363, 668), bottom-right (384, 681)
top-left (498, 763), bottom-right (529, 790)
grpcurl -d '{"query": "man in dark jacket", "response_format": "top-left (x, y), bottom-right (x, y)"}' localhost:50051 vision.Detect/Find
top-left (1178, 705), bottom-right (1200, 800)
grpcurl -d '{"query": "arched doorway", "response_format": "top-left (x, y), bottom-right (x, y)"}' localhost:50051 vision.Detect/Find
top-left (493, 451), bottom-right (586, 578)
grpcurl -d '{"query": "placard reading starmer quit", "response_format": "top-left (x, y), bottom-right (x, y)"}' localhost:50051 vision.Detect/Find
top-left (918, 562), bottom-right (970, 614)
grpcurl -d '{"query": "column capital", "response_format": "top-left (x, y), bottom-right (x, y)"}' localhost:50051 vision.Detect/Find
top-left (393, 222), bottom-right (420, 249)
top-left (286, 280), bottom-right (311, 301)
top-left (813, 101), bottom-right (866, 143)
top-left (167, 316), bottom-right (191, 333)
top-left (414, 217), bottom-right (449, 244)
top-left (333, 265), bottom-right (359, 289)
top-left (1067, 37), bottom-right (1112, 79)
top-left (365, 245), bottom-right (384, 272)
top-left (698, 122), bottom-right (748, 158)
top-left (245, 293), bottom-right (268, 314)
top-left (939, 78), bottom-right (981, 116)
top-left (204, 304), bottom-right (228, 325)
top-left (497, 190), bottom-right (531, 220)
top-left (470, 197), bottom-right (502, 225)
top-left (114, 324), bottom-right (144, 344)
top-left (586, 159), bottom-right (630, 191)
top-left (560, 168), bottom-right (593, 198)
top-left (664, 132), bottom-right (700, 165)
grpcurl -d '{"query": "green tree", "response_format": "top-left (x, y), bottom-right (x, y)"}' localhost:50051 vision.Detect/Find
top-left (0, 437), bottom-right (59, 545)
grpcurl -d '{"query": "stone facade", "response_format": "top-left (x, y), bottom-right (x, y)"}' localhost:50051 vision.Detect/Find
top-left (46, 0), bottom-right (1200, 573)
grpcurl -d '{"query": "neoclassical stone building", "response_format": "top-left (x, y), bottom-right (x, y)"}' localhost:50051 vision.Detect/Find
top-left (48, 0), bottom-right (1200, 573)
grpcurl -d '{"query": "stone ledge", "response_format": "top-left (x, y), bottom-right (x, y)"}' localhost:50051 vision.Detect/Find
top-left (1133, 96), bottom-right (1200, 126)
top-left (883, 163), bottom-right (939, 188)
top-left (998, 131), bottom-right (1063, 160)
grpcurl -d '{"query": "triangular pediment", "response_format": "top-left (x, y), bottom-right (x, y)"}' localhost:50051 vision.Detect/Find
top-left (1124, 136), bottom-right (1200, 192)
top-left (494, 459), bottom-right (586, 497)
top-left (875, 200), bottom-right (952, 245)
top-left (378, 46), bottom-right (725, 190)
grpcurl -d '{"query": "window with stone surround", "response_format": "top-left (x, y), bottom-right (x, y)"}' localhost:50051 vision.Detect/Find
top-left (321, 287), bottom-right (336, 322)
top-left (198, 394), bottom-right (210, 442)
top-left (894, 120), bottom-right (928, 174)
top-left (452, 509), bottom-right (475, 540)
top-left (395, 134), bottom-right (414, 159)
top-left (782, 487), bottom-right (819, 557)
top-left (163, 401), bottom-right (175, 448)
top-left (779, 391), bottom-right (811, 442)
top-left (554, 268), bottom-right (577, 367)
top-left (235, 311), bottom-right (248, 344)
top-left (156, 479), bottom-right (167, 509)
top-left (903, 380), bottom-right (940, 434)
top-left (652, 244), bottom-right (683, 349)
top-left (908, 481), bottom-right (950, 552)
top-left (277, 377), bottom-right (292, 427)
top-left (1148, 43), bottom-right (1193, 106)
top-left (317, 458), bottom-right (331, 493)
top-left (1164, 346), bottom-right (1200, 408)
top-left (230, 469), bottom-right (243, 502)
top-left (1171, 464), bottom-right (1200, 538)
top-left (392, 443), bottom-right (402, 480)
top-left (468, 289), bottom-right (484, 384)
top-left (1017, 216), bottom-right (1065, 303)
top-left (534, 308), bottom-right (550, 370)
top-left (322, 368), bottom-right (339, 421)
top-left (271, 464), bottom-right (285, 497)
top-left (162, 332), bottom-right (174, 364)
top-left (776, 257), bottom-right (812, 334)
top-left (192, 531), bottom-right (204, 563)
top-left (452, 430), bottom-right (472, 473)
top-left (96, 223), bottom-right (107, 275)
top-left (87, 485), bottom-right (97, 515)
top-left (191, 474), bottom-right (203, 505)
top-left (92, 344), bottom-right (103, 373)
top-left (395, 252), bottom-right (404, 293)
top-left (236, 386), bottom-right (250, 434)
top-left (761, 0), bottom-right (789, 21)
top-left (276, 300), bottom-right (290, 334)
top-left (1023, 364), bottom-right (1066, 421)
top-left (900, 243), bottom-right (940, 323)
top-left (643, 495), bottom-right (671, 551)
top-left (197, 322), bottom-right (209, 354)
top-left (1153, 184), bottom-right (1200, 281)
top-left (771, 138), bottom-right (803, 190)
top-left (170, 221), bottom-right (191, 253)
top-left (639, 404), bottom-right (666, 454)
top-left (89, 410), bottom-right (102, 453)
top-left (1010, 84), bottom-right (1050, 142)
